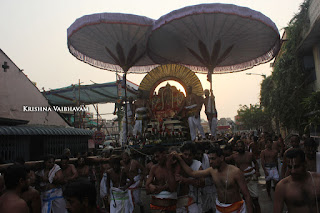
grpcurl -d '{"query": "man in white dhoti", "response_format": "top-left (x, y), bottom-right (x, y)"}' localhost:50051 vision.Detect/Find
top-left (195, 143), bottom-right (217, 213)
top-left (185, 86), bottom-right (205, 141)
top-left (106, 156), bottom-right (134, 213)
top-left (133, 90), bottom-right (150, 138)
top-left (121, 97), bottom-right (134, 145)
top-left (121, 152), bottom-right (146, 213)
top-left (204, 89), bottom-right (218, 140)
top-left (35, 154), bottom-right (67, 213)
top-left (176, 143), bottom-right (204, 213)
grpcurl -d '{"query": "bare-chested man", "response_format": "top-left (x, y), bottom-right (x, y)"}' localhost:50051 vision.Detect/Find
top-left (133, 90), bottom-right (151, 138)
top-left (11, 157), bottom-right (41, 213)
top-left (249, 136), bottom-right (260, 166)
top-left (21, 169), bottom-right (41, 213)
top-left (274, 148), bottom-right (320, 213)
top-left (227, 140), bottom-right (261, 213)
top-left (281, 135), bottom-right (301, 179)
top-left (60, 155), bottom-right (78, 185)
top-left (257, 133), bottom-right (267, 157)
top-left (176, 143), bottom-right (204, 213)
top-left (260, 137), bottom-right (279, 198)
top-left (0, 165), bottom-right (30, 213)
top-left (184, 86), bottom-right (206, 141)
top-left (106, 155), bottom-right (134, 213)
top-left (76, 155), bottom-right (90, 180)
top-left (304, 137), bottom-right (318, 172)
top-left (121, 152), bottom-right (146, 213)
top-left (272, 135), bottom-right (285, 158)
top-left (195, 143), bottom-right (217, 213)
top-left (35, 154), bottom-right (67, 213)
top-left (146, 145), bottom-right (178, 212)
top-left (173, 147), bottom-right (253, 213)
top-left (63, 180), bottom-right (97, 213)
top-left (204, 89), bottom-right (218, 140)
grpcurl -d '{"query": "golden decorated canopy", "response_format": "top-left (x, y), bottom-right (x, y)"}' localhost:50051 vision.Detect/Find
top-left (139, 64), bottom-right (203, 97)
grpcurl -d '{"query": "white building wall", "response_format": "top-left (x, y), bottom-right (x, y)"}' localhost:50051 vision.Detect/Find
top-left (0, 49), bottom-right (68, 126)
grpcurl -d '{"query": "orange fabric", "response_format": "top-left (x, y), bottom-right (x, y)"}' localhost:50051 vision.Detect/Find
top-left (187, 196), bottom-right (194, 206)
top-left (216, 200), bottom-right (244, 213)
top-left (150, 203), bottom-right (176, 211)
top-left (244, 167), bottom-right (254, 174)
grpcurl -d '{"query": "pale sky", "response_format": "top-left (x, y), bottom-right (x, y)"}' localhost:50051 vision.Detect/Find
top-left (1, 0), bottom-right (304, 121)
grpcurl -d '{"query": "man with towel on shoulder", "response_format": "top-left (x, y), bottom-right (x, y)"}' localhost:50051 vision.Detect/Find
top-left (35, 154), bottom-right (67, 213)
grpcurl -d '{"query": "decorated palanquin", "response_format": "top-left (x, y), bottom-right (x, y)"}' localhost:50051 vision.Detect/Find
top-left (151, 83), bottom-right (185, 121)
top-left (138, 64), bottom-right (204, 143)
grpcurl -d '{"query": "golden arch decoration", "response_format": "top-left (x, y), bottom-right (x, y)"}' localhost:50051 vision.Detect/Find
top-left (139, 64), bottom-right (203, 97)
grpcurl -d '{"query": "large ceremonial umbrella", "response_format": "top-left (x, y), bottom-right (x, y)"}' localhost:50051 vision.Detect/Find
top-left (147, 3), bottom-right (280, 92)
top-left (67, 13), bottom-right (156, 143)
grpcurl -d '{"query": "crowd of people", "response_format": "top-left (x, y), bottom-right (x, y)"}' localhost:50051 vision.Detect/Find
top-left (0, 132), bottom-right (319, 213)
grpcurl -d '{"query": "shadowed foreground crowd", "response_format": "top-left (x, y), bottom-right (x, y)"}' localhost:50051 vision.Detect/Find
top-left (0, 132), bottom-right (319, 213)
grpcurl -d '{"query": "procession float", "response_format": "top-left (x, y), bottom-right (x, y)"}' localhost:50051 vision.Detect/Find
top-left (127, 64), bottom-right (204, 146)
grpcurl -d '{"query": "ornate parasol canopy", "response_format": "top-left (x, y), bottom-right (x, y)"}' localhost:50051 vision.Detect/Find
top-left (147, 3), bottom-right (280, 90)
top-left (67, 12), bottom-right (156, 73)
top-left (67, 13), bottom-right (157, 143)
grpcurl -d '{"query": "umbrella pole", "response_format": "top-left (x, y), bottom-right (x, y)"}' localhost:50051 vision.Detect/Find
top-left (210, 73), bottom-right (213, 93)
top-left (123, 71), bottom-right (129, 146)
top-left (208, 67), bottom-right (214, 93)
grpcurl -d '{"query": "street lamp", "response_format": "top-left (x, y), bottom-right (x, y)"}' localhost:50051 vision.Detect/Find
top-left (246, 73), bottom-right (266, 78)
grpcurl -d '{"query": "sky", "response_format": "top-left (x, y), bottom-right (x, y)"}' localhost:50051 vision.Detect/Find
top-left (1, 0), bottom-right (304, 121)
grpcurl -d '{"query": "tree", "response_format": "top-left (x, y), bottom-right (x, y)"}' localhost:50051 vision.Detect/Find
top-left (237, 104), bottom-right (271, 131)
top-left (260, 0), bottom-right (311, 134)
